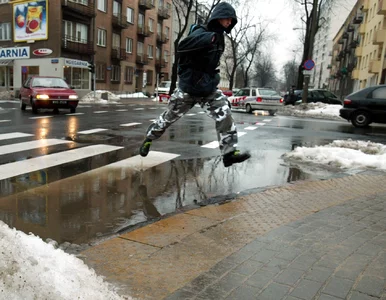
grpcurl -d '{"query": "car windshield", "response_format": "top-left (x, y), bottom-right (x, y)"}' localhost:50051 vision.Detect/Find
top-left (320, 90), bottom-right (337, 98)
top-left (32, 78), bottom-right (69, 88)
top-left (259, 89), bottom-right (280, 96)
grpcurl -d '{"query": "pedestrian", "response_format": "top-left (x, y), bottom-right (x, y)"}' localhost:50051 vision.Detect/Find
top-left (139, 2), bottom-right (250, 167)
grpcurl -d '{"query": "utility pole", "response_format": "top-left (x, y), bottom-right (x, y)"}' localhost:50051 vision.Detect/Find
top-left (302, 0), bottom-right (319, 104)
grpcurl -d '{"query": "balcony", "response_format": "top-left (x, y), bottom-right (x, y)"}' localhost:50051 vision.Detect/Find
top-left (342, 32), bottom-right (349, 39)
top-left (158, 7), bottom-right (170, 20)
top-left (372, 29), bottom-right (386, 45)
top-left (111, 48), bottom-right (126, 61)
top-left (138, 0), bottom-right (153, 10)
top-left (359, 23), bottom-right (366, 34)
top-left (112, 14), bottom-right (129, 29)
top-left (137, 25), bottom-right (152, 37)
top-left (338, 38), bottom-right (344, 44)
top-left (61, 0), bottom-right (96, 18)
top-left (156, 33), bottom-right (167, 43)
top-left (378, 0), bottom-right (386, 14)
top-left (355, 46), bottom-right (363, 57)
top-left (155, 58), bottom-right (167, 68)
top-left (61, 35), bottom-right (94, 54)
top-left (368, 59), bottom-right (381, 73)
top-left (327, 64), bottom-right (332, 69)
top-left (346, 25), bottom-right (354, 32)
top-left (362, 0), bottom-right (369, 11)
top-left (352, 69), bottom-right (360, 79)
top-left (136, 55), bottom-right (149, 65)
top-left (350, 40), bottom-right (359, 48)
top-left (353, 13), bottom-right (364, 24)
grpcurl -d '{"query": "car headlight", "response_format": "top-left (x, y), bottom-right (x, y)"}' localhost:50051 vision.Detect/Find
top-left (36, 94), bottom-right (49, 100)
top-left (69, 95), bottom-right (78, 100)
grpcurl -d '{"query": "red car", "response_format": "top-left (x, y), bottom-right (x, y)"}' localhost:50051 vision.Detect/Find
top-left (19, 76), bottom-right (79, 114)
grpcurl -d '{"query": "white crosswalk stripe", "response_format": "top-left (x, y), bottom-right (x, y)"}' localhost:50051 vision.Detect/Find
top-left (0, 139), bottom-right (71, 155)
top-left (201, 132), bottom-right (247, 149)
top-left (0, 120), bottom-right (11, 123)
top-left (78, 128), bottom-right (107, 134)
top-left (0, 144), bottom-right (122, 181)
top-left (0, 132), bottom-right (33, 141)
top-left (120, 122), bottom-right (141, 127)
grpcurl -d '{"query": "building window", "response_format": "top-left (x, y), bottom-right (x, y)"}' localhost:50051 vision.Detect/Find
top-left (113, 0), bottom-right (121, 16)
top-left (165, 26), bottom-right (169, 39)
top-left (149, 18), bottom-right (154, 32)
top-left (147, 70), bottom-right (153, 85)
top-left (127, 7), bottom-right (134, 23)
top-left (97, 28), bottom-right (106, 46)
top-left (126, 38), bottom-right (133, 53)
top-left (137, 41), bottom-right (144, 55)
top-left (147, 45), bottom-right (153, 58)
top-left (69, 0), bottom-right (88, 4)
top-left (63, 20), bottom-right (88, 43)
top-left (63, 66), bottom-right (89, 89)
top-left (164, 50), bottom-right (169, 62)
top-left (0, 0), bottom-right (9, 3)
top-left (97, 0), bottom-right (107, 12)
top-left (124, 66), bottom-right (134, 83)
top-left (112, 33), bottom-right (120, 49)
top-left (111, 65), bottom-right (120, 82)
top-left (96, 63), bottom-right (105, 81)
top-left (0, 22), bottom-right (11, 41)
top-left (138, 13), bottom-right (144, 27)
top-left (156, 47), bottom-right (161, 59)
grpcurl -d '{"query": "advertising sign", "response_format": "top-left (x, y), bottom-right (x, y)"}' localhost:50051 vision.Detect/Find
top-left (0, 46), bottom-right (30, 60)
top-left (13, 0), bottom-right (48, 42)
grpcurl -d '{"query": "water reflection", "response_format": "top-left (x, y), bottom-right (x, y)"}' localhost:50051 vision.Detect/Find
top-left (36, 118), bottom-right (51, 139)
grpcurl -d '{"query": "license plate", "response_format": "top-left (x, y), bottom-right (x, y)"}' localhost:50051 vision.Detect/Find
top-left (263, 100), bottom-right (279, 103)
top-left (52, 100), bottom-right (67, 104)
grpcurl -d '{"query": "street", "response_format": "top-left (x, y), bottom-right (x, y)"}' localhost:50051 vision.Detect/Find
top-left (1, 99), bottom-right (386, 249)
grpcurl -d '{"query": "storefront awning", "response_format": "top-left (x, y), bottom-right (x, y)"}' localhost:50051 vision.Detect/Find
top-left (0, 60), bottom-right (13, 66)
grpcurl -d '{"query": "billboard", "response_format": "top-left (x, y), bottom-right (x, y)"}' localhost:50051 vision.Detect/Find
top-left (13, 0), bottom-right (48, 42)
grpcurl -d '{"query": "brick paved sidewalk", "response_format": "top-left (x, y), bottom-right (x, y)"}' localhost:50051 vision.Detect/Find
top-left (167, 194), bottom-right (386, 300)
top-left (82, 173), bottom-right (386, 300)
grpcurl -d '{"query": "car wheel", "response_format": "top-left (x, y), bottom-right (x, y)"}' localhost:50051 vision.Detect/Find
top-left (246, 104), bottom-right (252, 114)
top-left (31, 99), bottom-right (38, 114)
top-left (351, 110), bottom-right (371, 128)
top-left (20, 98), bottom-right (26, 111)
top-left (70, 107), bottom-right (76, 114)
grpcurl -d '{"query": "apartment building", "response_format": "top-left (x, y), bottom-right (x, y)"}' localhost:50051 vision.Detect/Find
top-left (330, 0), bottom-right (386, 96)
top-left (310, 0), bottom-right (357, 89)
top-left (0, 0), bottom-right (172, 96)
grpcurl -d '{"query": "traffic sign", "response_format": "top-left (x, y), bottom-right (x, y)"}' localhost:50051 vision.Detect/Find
top-left (303, 59), bottom-right (315, 70)
top-left (303, 70), bottom-right (313, 76)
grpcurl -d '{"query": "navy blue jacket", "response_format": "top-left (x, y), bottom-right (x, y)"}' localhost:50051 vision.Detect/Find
top-left (177, 2), bottom-right (237, 96)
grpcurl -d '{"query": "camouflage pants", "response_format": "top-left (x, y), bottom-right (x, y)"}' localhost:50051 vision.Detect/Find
top-left (145, 88), bottom-right (238, 155)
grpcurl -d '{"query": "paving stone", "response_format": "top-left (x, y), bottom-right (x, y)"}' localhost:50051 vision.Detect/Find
top-left (356, 243), bottom-right (383, 256)
top-left (257, 282), bottom-right (290, 300)
top-left (195, 285), bottom-right (229, 300)
top-left (274, 268), bottom-right (304, 286)
top-left (318, 294), bottom-right (342, 300)
top-left (164, 288), bottom-right (196, 300)
top-left (290, 279), bottom-right (323, 300)
top-left (247, 270), bottom-right (276, 289)
top-left (305, 267), bottom-right (334, 283)
top-left (232, 259), bottom-right (262, 276)
top-left (240, 240), bottom-right (265, 254)
top-left (348, 291), bottom-right (380, 300)
top-left (276, 247), bottom-right (303, 261)
top-left (210, 272), bottom-right (246, 294)
top-left (322, 277), bottom-right (354, 299)
top-left (225, 284), bottom-right (260, 300)
top-left (251, 249), bottom-right (279, 263)
top-left (184, 273), bottom-right (218, 292)
top-left (353, 230), bottom-right (381, 240)
top-left (206, 259), bottom-right (237, 278)
top-left (339, 237), bottom-right (368, 250)
top-left (354, 275), bottom-right (386, 298)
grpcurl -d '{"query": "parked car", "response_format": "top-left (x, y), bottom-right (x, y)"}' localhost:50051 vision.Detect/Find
top-left (19, 76), bottom-right (79, 114)
top-left (229, 87), bottom-right (283, 115)
top-left (154, 81), bottom-right (172, 96)
top-left (292, 89), bottom-right (341, 105)
top-left (222, 90), bottom-right (233, 97)
top-left (340, 85), bottom-right (386, 128)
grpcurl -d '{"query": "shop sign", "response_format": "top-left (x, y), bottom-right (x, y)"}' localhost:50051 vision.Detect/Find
top-left (32, 48), bottom-right (52, 56)
top-left (0, 46), bottom-right (30, 59)
top-left (64, 58), bottom-right (88, 68)
top-left (13, 0), bottom-right (48, 42)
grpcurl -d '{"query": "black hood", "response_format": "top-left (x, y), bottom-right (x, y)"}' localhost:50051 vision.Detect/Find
top-left (207, 2), bottom-right (237, 34)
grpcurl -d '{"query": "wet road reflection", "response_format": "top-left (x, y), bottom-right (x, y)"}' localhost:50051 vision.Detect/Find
top-left (0, 148), bottom-right (321, 246)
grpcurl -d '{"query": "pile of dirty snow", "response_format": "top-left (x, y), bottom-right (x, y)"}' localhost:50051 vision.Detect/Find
top-left (0, 221), bottom-right (129, 299)
top-left (116, 92), bottom-right (149, 98)
top-left (279, 102), bottom-right (342, 120)
top-left (0, 91), bottom-right (14, 100)
top-left (80, 90), bottom-right (120, 103)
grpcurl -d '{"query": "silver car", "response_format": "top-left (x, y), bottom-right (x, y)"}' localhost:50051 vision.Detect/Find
top-left (229, 87), bottom-right (284, 115)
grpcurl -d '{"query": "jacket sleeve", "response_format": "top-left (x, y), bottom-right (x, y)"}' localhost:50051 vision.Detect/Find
top-left (177, 30), bottom-right (217, 53)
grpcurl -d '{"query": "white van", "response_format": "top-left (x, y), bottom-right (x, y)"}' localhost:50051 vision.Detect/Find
top-left (155, 81), bottom-right (171, 95)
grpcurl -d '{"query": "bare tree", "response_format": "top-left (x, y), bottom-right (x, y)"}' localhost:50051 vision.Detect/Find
top-left (254, 54), bottom-right (276, 87)
top-left (282, 59), bottom-right (299, 91)
top-left (224, 0), bottom-right (266, 90)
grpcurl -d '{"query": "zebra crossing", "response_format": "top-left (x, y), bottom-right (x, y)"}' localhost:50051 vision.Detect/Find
top-left (0, 103), bottom-right (274, 184)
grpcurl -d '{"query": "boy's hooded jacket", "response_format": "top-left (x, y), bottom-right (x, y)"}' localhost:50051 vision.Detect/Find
top-left (177, 2), bottom-right (237, 96)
